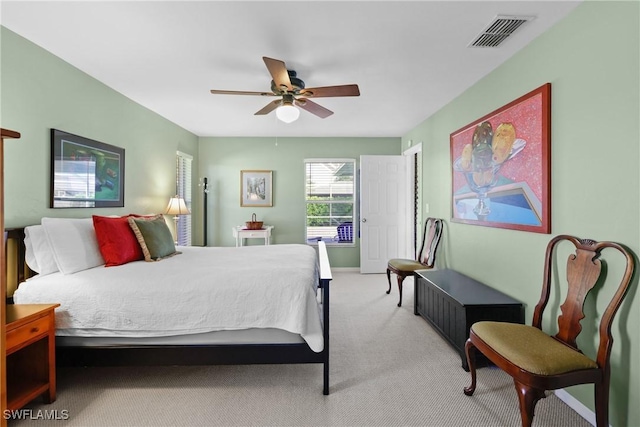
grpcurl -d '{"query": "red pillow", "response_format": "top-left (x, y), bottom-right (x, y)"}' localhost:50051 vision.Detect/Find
top-left (92, 215), bottom-right (144, 266)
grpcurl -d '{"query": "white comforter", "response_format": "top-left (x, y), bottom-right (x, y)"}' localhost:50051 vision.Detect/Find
top-left (14, 244), bottom-right (324, 352)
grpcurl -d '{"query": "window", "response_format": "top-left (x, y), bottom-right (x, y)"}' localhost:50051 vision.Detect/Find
top-left (176, 151), bottom-right (192, 246)
top-left (305, 159), bottom-right (356, 246)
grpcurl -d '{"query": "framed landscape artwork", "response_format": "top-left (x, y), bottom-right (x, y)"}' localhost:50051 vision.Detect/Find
top-left (50, 129), bottom-right (125, 208)
top-left (240, 170), bottom-right (273, 207)
top-left (450, 83), bottom-right (551, 233)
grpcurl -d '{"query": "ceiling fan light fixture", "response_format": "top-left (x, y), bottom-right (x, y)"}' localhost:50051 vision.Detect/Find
top-left (210, 56), bottom-right (360, 121)
top-left (276, 103), bottom-right (300, 123)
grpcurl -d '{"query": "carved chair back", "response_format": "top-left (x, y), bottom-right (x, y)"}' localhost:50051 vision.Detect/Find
top-left (532, 235), bottom-right (635, 370)
top-left (417, 217), bottom-right (443, 267)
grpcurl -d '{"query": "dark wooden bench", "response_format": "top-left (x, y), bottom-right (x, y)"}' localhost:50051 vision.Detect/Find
top-left (414, 268), bottom-right (524, 370)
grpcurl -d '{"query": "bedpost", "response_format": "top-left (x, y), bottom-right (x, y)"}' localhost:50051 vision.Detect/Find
top-left (317, 241), bottom-right (332, 395)
top-left (5, 228), bottom-right (28, 303)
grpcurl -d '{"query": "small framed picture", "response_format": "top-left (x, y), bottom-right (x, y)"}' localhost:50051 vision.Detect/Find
top-left (240, 170), bottom-right (273, 207)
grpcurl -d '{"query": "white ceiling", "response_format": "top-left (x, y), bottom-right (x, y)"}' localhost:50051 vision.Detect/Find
top-left (1, 1), bottom-right (581, 138)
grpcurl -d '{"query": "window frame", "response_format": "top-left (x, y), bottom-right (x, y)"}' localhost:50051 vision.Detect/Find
top-left (304, 158), bottom-right (356, 247)
top-left (176, 151), bottom-right (193, 246)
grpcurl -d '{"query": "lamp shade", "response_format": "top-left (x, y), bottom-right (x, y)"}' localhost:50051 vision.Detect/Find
top-left (165, 196), bottom-right (190, 215)
top-left (276, 104), bottom-right (300, 123)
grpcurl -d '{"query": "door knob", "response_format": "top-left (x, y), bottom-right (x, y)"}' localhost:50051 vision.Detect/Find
top-left (361, 218), bottom-right (367, 223)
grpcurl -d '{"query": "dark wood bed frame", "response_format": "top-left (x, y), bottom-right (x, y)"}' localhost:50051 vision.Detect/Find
top-left (5, 228), bottom-right (332, 395)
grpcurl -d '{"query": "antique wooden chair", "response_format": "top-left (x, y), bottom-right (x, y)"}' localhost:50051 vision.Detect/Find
top-left (386, 217), bottom-right (443, 307)
top-left (463, 235), bottom-right (635, 427)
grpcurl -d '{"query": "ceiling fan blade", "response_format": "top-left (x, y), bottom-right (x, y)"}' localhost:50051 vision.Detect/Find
top-left (295, 99), bottom-right (333, 119)
top-left (263, 57), bottom-right (293, 92)
top-left (299, 84), bottom-right (360, 98)
top-left (254, 100), bottom-right (281, 115)
top-left (210, 89), bottom-right (275, 96)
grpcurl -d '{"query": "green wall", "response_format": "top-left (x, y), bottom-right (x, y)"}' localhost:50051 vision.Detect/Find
top-left (2, 1), bottom-right (639, 424)
top-left (198, 136), bottom-right (400, 267)
top-left (0, 28), bottom-right (199, 226)
top-left (403, 2), bottom-right (639, 425)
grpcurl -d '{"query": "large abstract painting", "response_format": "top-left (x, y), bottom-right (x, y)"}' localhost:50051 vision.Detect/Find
top-left (450, 83), bottom-right (551, 233)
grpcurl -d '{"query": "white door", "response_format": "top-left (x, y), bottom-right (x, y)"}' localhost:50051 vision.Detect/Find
top-left (360, 155), bottom-right (407, 273)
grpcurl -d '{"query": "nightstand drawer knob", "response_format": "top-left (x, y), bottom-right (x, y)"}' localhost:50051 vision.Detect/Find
top-left (30, 327), bottom-right (40, 333)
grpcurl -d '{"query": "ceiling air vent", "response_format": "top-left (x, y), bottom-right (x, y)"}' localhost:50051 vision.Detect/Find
top-left (469, 15), bottom-right (534, 48)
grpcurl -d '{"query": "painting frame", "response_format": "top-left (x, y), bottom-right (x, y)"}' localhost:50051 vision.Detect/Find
top-left (50, 129), bottom-right (125, 208)
top-left (450, 83), bottom-right (551, 233)
top-left (240, 170), bottom-right (273, 207)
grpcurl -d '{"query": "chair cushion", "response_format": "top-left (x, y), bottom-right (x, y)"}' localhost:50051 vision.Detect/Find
top-left (471, 322), bottom-right (598, 376)
top-left (388, 258), bottom-right (428, 272)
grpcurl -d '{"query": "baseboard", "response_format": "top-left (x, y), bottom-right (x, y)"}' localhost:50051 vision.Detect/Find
top-left (331, 267), bottom-right (360, 273)
top-left (555, 389), bottom-right (600, 427)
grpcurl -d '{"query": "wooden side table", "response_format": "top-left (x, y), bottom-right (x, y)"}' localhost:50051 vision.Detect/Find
top-left (232, 226), bottom-right (274, 247)
top-left (5, 304), bottom-right (59, 411)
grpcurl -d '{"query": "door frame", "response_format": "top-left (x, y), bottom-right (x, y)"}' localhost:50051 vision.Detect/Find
top-left (403, 143), bottom-right (422, 260)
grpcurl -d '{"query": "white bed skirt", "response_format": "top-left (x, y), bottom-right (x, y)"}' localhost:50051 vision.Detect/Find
top-left (56, 327), bottom-right (306, 347)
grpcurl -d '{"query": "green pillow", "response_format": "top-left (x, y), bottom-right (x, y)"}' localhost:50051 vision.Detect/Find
top-left (128, 215), bottom-right (180, 261)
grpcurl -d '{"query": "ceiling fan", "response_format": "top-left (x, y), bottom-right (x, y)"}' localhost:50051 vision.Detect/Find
top-left (210, 57), bottom-right (360, 123)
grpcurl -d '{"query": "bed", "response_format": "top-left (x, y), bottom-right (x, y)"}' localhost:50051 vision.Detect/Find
top-left (6, 216), bottom-right (332, 395)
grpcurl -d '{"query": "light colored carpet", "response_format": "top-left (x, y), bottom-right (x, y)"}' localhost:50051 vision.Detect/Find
top-left (11, 271), bottom-right (590, 427)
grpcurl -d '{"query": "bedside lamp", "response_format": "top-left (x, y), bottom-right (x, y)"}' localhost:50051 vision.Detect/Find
top-left (165, 196), bottom-right (190, 244)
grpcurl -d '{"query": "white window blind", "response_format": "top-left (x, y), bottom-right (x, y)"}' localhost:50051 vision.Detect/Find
top-left (176, 151), bottom-right (192, 246)
top-left (304, 159), bottom-right (355, 246)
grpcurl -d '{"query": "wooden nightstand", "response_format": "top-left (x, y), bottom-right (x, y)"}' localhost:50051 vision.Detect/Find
top-left (5, 304), bottom-right (59, 411)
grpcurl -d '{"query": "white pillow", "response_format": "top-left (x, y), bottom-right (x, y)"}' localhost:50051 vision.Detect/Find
top-left (41, 217), bottom-right (105, 274)
top-left (24, 225), bottom-right (60, 276)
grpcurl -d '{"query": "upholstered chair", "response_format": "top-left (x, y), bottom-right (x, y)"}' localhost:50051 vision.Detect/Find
top-left (386, 217), bottom-right (443, 307)
top-left (463, 235), bottom-right (635, 427)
